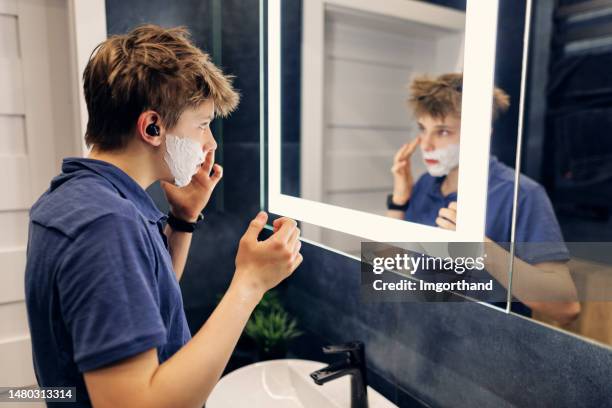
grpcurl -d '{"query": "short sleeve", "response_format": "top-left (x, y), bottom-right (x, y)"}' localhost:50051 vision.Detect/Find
top-left (57, 213), bottom-right (167, 372)
top-left (514, 184), bottom-right (570, 264)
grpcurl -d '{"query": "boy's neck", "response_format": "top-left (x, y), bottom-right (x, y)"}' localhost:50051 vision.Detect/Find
top-left (441, 167), bottom-right (459, 196)
top-left (88, 144), bottom-right (159, 190)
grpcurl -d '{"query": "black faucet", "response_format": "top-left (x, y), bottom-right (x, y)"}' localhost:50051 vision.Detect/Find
top-left (309, 341), bottom-right (368, 408)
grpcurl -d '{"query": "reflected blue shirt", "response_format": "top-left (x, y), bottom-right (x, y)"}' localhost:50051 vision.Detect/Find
top-left (25, 158), bottom-right (191, 407)
top-left (405, 156), bottom-right (570, 264)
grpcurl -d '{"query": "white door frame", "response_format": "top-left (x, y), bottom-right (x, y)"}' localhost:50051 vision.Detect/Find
top-left (68, 0), bottom-right (107, 155)
top-left (0, 0), bottom-right (106, 389)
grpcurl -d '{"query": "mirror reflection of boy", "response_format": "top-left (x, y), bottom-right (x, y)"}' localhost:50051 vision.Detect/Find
top-left (386, 73), bottom-right (580, 325)
top-left (25, 25), bottom-right (303, 407)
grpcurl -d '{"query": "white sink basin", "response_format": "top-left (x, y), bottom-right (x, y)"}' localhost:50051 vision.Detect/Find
top-left (207, 359), bottom-right (397, 408)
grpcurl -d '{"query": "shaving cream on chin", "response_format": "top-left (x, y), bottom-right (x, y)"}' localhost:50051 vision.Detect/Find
top-left (422, 143), bottom-right (460, 177)
top-left (164, 134), bottom-right (205, 187)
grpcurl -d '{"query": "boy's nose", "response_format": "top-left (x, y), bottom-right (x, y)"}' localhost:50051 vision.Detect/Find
top-left (420, 134), bottom-right (435, 151)
top-left (203, 135), bottom-right (218, 152)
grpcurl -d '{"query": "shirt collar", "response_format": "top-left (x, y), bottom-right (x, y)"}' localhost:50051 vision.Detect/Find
top-left (61, 157), bottom-right (166, 224)
top-left (426, 175), bottom-right (457, 200)
top-left (425, 155), bottom-right (498, 200)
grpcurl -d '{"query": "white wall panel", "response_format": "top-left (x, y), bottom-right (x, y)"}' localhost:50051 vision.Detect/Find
top-left (0, 211), bottom-right (28, 248)
top-left (0, 302), bottom-right (29, 339)
top-left (325, 58), bottom-right (414, 129)
top-left (0, 249), bottom-right (26, 304)
top-left (0, 156), bottom-right (31, 210)
top-left (0, 58), bottom-right (25, 115)
top-left (0, 115), bottom-right (27, 155)
top-left (0, 336), bottom-right (36, 387)
top-left (0, 14), bottom-right (19, 57)
top-left (326, 152), bottom-right (395, 191)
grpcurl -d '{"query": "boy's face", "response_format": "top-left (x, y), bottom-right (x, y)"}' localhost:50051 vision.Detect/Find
top-left (417, 114), bottom-right (461, 164)
top-left (159, 98), bottom-right (217, 182)
top-left (169, 98), bottom-right (217, 151)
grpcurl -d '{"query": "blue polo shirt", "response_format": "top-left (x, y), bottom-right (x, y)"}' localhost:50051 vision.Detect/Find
top-left (405, 156), bottom-right (570, 313)
top-left (406, 156), bottom-right (569, 263)
top-left (25, 158), bottom-right (191, 406)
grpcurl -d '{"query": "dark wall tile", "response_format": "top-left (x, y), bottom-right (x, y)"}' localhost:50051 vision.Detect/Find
top-left (281, 143), bottom-right (300, 196)
top-left (222, 143), bottom-right (261, 220)
top-left (105, 0), bottom-right (213, 51)
top-left (492, 0), bottom-right (527, 167)
top-left (221, 0), bottom-right (261, 144)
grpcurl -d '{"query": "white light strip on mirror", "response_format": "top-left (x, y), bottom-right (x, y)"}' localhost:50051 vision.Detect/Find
top-left (267, 0), bottom-right (499, 243)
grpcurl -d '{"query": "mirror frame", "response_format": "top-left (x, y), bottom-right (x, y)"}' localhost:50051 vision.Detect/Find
top-left (265, 0), bottom-right (500, 243)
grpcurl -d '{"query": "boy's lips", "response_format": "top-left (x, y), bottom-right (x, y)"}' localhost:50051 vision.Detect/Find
top-left (425, 159), bottom-right (439, 165)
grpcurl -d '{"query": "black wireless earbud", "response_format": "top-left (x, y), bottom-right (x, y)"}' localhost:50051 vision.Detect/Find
top-left (146, 123), bottom-right (160, 137)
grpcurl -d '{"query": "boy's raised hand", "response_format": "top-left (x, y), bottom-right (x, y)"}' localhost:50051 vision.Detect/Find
top-left (161, 149), bottom-right (222, 222)
top-left (233, 212), bottom-right (303, 299)
top-left (436, 201), bottom-right (457, 231)
top-left (391, 137), bottom-right (420, 205)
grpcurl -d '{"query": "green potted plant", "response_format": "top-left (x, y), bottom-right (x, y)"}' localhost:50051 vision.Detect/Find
top-left (244, 291), bottom-right (302, 360)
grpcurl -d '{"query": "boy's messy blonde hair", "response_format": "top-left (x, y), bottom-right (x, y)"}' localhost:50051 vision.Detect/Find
top-left (83, 24), bottom-right (240, 150)
top-left (408, 73), bottom-right (509, 120)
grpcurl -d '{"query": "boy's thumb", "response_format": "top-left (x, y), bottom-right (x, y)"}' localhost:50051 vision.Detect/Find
top-left (244, 211), bottom-right (268, 239)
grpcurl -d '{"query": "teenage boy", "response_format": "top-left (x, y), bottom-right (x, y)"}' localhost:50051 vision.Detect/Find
top-left (25, 25), bottom-right (302, 407)
top-left (387, 73), bottom-right (580, 324)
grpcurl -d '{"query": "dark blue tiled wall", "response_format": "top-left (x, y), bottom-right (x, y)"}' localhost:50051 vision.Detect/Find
top-left (289, 241), bottom-right (612, 407)
top-left (105, 1), bottom-right (612, 407)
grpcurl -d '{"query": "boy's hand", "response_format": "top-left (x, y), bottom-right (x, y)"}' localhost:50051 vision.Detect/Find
top-left (391, 137), bottom-right (420, 205)
top-left (232, 212), bottom-right (303, 300)
top-left (161, 150), bottom-right (222, 222)
top-left (436, 201), bottom-right (457, 231)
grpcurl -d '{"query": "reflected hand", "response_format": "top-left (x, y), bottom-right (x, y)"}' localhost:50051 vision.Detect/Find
top-left (161, 150), bottom-right (222, 222)
top-left (391, 137), bottom-right (420, 205)
top-left (436, 201), bottom-right (457, 231)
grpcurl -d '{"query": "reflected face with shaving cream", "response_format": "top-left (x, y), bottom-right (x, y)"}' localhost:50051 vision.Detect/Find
top-left (162, 99), bottom-right (217, 187)
top-left (417, 114), bottom-right (461, 177)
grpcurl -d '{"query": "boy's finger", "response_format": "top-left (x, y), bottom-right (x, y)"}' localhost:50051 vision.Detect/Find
top-left (292, 238), bottom-right (302, 254)
top-left (203, 150), bottom-right (215, 175)
top-left (438, 206), bottom-right (457, 220)
top-left (287, 227), bottom-right (300, 246)
top-left (436, 216), bottom-right (455, 230)
top-left (210, 164), bottom-right (223, 183)
top-left (274, 218), bottom-right (298, 242)
top-left (406, 137), bottom-right (421, 155)
top-left (394, 143), bottom-right (409, 162)
top-left (399, 138), bottom-right (419, 160)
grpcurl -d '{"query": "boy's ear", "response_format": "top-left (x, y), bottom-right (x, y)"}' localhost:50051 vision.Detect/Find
top-left (137, 110), bottom-right (164, 147)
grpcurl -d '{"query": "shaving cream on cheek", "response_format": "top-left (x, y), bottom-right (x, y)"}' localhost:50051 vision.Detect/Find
top-left (164, 134), bottom-right (205, 187)
top-left (421, 143), bottom-right (460, 177)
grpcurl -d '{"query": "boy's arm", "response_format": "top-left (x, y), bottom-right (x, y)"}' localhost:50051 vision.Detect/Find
top-left (164, 225), bottom-right (191, 281)
top-left (161, 151), bottom-right (222, 280)
top-left (482, 239), bottom-right (580, 325)
top-left (436, 203), bottom-right (580, 325)
top-left (84, 213), bottom-right (303, 408)
top-left (84, 281), bottom-right (259, 408)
